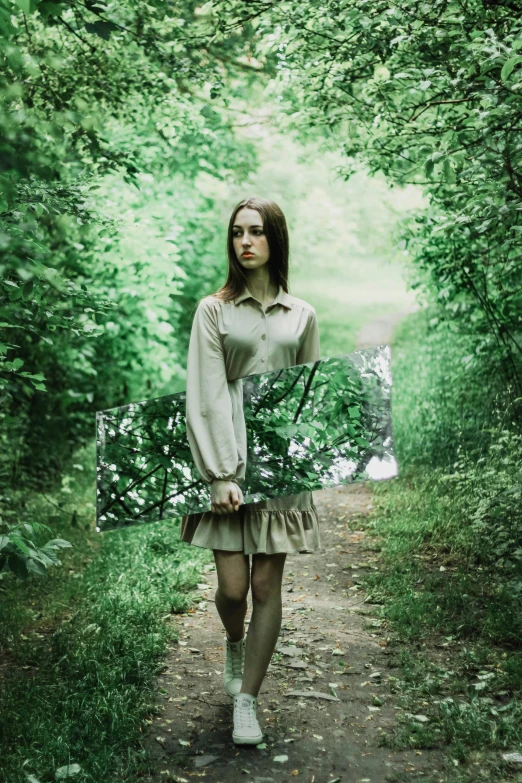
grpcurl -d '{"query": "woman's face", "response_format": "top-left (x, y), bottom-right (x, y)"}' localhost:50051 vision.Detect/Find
top-left (232, 208), bottom-right (270, 271)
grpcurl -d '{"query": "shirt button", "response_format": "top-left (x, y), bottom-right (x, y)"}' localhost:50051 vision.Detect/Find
top-left (261, 314), bottom-right (265, 319)
top-left (262, 334), bottom-right (266, 340)
top-left (261, 357), bottom-right (265, 362)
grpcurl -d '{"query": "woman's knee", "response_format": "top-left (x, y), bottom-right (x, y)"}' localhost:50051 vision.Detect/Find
top-left (216, 583), bottom-right (249, 605)
top-left (213, 550), bottom-right (250, 603)
top-left (250, 579), bottom-right (275, 604)
top-left (251, 553), bottom-right (286, 603)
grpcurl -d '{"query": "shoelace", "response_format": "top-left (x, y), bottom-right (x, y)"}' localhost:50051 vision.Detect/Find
top-left (235, 697), bottom-right (258, 729)
top-left (227, 638), bottom-right (244, 678)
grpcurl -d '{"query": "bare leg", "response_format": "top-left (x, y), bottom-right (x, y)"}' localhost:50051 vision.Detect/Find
top-left (240, 552), bottom-right (287, 698)
top-left (213, 550), bottom-right (250, 642)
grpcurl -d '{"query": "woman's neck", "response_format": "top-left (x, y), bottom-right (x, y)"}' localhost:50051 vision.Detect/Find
top-left (245, 273), bottom-right (278, 305)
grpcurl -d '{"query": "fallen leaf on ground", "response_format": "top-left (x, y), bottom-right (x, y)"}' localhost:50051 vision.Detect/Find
top-left (55, 765), bottom-right (82, 780)
top-left (194, 755), bottom-right (219, 769)
top-left (285, 690), bottom-right (340, 701)
top-left (278, 646), bottom-right (304, 656)
top-left (279, 660), bottom-right (308, 669)
top-left (503, 752), bottom-right (522, 763)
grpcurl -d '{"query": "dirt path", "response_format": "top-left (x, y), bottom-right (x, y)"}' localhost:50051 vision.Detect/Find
top-left (141, 307), bottom-right (444, 783)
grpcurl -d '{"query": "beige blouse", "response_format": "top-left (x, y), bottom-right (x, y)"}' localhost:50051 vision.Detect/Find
top-left (185, 283), bottom-right (321, 490)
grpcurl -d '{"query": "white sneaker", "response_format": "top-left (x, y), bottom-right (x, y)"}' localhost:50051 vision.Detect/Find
top-left (232, 692), bottom-right (263, 745)
top-left (223, 634), bottom-right (245, 697)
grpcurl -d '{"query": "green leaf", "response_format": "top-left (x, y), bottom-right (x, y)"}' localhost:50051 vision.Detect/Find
top-left (33, 549), bottom-right (59, 566)
top-left (27, 559), bottom-right (48, 576)
top-left (8, 553), bottom-right (28, 580)
top-left (0, 7), bottom-right (16, 37)
top-left (84, 20), bottom-right (119, 40)
top-left (15, 0), bottom-right (32, 13)
top-left (355, 437), bottom-right (370, 448)
top-left (31, 522), bottom-right (53, 536)
top-left (44, 538), bottom-right (73, 549)
top-left (39, 1), bottom-right (66, 20)
top-left (10, 535), bottom-right (31, 555)
top-left (22, 280), bottom-right (34, 299)
top-left (443, 158), bottom-right (456, 184)
top-left (275, 424), bottom-right (298, 438)
top-left (501, 55), bottom-right (522, 82)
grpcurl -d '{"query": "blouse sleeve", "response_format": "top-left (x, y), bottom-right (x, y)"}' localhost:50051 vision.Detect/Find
top-left (296, 307), bottom-right (320, 365)
top-left (185, 298), bottom-right (240, 485)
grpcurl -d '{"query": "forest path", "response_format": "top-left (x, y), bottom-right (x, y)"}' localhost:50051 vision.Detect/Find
top-left (140, 306), bottom-right (444, 783)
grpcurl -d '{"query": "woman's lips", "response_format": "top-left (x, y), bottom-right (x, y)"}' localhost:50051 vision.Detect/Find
top-left (242, 252), bottom-right (254, 257)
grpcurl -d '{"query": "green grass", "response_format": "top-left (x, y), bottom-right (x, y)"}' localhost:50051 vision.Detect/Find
top-left (354, 310), bottom-right (522, 782)
top-left (363, 468), bottom-right (522, 647)
top-left (0, 440), bottom-right (212, 783)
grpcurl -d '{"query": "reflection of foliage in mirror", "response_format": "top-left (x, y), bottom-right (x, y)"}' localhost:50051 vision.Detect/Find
top-left (96, 391), bottom-right (193, 529)
top-left (96, 346), bottom-right (395, 532)
top-left (243, 354), bottom-right (384, 495)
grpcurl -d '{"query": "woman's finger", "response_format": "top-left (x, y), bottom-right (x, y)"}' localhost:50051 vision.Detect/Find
top-left (231, 488), bottom-right (241, 512)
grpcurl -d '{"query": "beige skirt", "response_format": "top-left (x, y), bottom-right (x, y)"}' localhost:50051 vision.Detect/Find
top-left (179, 490), bottom-right (321, 555)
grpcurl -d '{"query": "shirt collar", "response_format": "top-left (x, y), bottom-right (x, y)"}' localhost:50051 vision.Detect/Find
top-left (234, 283), bottom-right (293, 310)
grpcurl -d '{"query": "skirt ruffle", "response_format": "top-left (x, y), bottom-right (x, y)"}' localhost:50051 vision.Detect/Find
top-left (179, 491), bottom-right (321, 555)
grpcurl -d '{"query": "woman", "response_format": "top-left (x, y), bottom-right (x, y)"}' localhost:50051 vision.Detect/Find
top-left (179, 196), bottom-right (322, 745)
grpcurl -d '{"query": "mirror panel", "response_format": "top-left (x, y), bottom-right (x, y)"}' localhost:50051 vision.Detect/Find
top-left (96, 345), bottom-right (396, 532)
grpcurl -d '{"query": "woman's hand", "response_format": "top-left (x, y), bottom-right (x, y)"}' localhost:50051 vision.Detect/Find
top-left (210, 480), bottom-right (244, 515)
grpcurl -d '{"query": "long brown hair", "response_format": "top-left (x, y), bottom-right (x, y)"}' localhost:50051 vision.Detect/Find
top-left (211, 196), bottom-right (290, 303)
